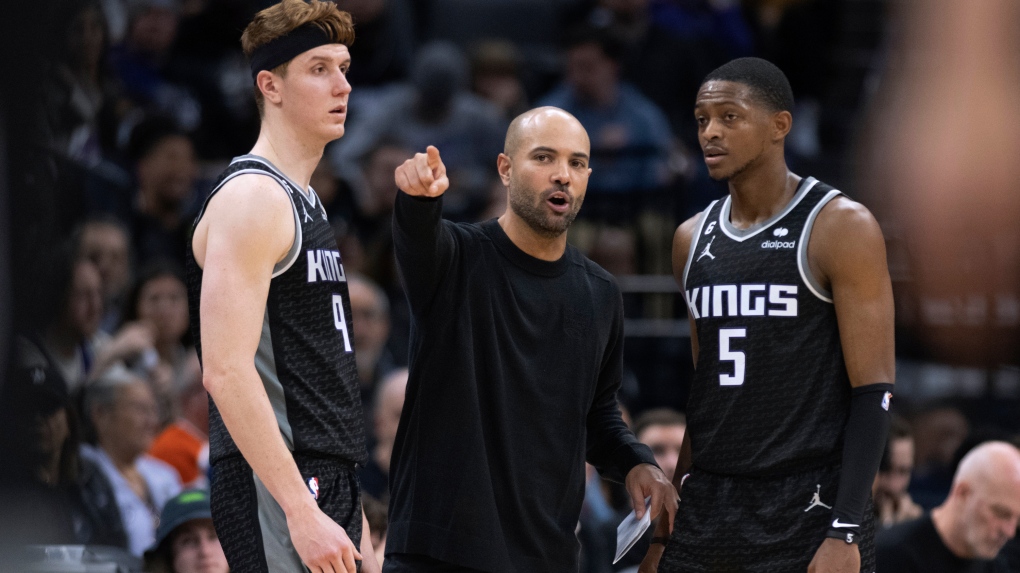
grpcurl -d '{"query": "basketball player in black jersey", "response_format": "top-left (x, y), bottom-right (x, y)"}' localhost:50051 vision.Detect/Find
top-left (186, 1), bottom-right (378, 572)
top-left (640, 58), bottom-right (895, 573)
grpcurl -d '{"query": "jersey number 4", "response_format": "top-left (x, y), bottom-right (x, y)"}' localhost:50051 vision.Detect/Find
top-left (719, 328), bottom-right (746, 386)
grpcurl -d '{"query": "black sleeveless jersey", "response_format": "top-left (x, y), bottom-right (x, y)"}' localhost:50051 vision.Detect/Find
top-left (186, 155), bottom-right (366, 466)
top-left (682, 177), bottom-right (850, 477)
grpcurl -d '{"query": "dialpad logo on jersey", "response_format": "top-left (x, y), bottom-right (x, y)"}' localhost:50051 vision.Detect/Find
top-left (307, 249), bottom-right (347, 283)
top-left (773, 227), bottom-right (789, 237)
top-left (307, 476), bottom-right (319, 500)
top-left (686, 284), bottom-right (798, 319)
top-left (761, 239), bottom-right (796, 249)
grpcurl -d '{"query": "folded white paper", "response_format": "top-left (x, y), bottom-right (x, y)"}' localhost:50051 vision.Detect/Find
top-left (614, 497), bottom-right (652, 564)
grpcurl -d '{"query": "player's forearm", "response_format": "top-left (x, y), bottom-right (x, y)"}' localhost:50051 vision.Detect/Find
top-left (203, 365), bottom-right (315, 517)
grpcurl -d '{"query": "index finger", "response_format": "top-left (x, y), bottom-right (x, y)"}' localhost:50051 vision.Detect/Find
top-left (426, 145), bottom-right (442, 168)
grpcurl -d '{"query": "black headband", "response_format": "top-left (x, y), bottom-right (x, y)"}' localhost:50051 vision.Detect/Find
top-left (249, 24), bottom-right (334, 83)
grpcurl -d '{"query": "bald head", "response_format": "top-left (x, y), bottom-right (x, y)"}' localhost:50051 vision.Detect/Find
top-left (954, 441), bottom-right (1020, 491)
top-left (504, 106), bottom-right (590, 157)
top-left (941, 441), bottom-right (1020, 559)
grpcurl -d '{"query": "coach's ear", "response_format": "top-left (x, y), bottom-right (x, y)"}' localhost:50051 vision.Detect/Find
top-left (772, 110), bottom-right (792, 142)
top-left (257, 70), bottom-right (284, 106)
top-left (497, 153), bottom-right (512, 187)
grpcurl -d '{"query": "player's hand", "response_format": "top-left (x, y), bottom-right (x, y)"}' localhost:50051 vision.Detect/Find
top-left (625, 463), bottom-right (679, 531)
top-left (394, 145), bottom-right (449, 197)
top-left (807, 537), bottom-right (860, 573)
top-left (287, 503), bottom-right (362, 573)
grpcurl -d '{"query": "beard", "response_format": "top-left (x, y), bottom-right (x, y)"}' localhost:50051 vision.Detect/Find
top-left (507, 180), bottom-right (583, 238)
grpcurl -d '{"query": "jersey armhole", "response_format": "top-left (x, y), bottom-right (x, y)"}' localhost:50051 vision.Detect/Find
top-left (681, 200), bottom-right (718, 308)
top-left (193, 170), bottom-right (302, 276)
top-left (797, 189), bottom-right (843, 303)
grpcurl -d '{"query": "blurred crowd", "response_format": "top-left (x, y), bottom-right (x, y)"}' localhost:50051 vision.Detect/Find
top-left (2, 0), bottom-right (1019, 571)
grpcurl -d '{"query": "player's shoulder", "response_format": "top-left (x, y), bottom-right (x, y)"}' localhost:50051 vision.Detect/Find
top-left (204, 172), bottom-right (294, 224)
top-left (814, 193), bottom-right (883, 238)
top-left (672, 210), bottom-right (708, 260)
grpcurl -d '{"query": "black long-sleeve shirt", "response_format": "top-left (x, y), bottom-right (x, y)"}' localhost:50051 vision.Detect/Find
top-left (386, 191), bottom-right (656, 572)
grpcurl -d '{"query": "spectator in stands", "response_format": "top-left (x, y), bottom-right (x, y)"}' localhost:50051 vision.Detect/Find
top-left (44, 257), bottom-right (108, 393)
top-left (586, 0), bottom-right (720, 149)
top-left (149, 354), bottom-right (208, 489)
top-left (648, 0), bottom-right (754, 61)
top-left (470, 40), bottom-right (530, 123)
top-left (538, 26), bottom-right (673, 203)
top-left (49, 0), bottom-right (112, 166)
top-left (108, 0), bottom-right (201, 130)
top-left (876, 441), bottom-right (1020, 572)
top-left (143, 489), bottom-right (229, 573)
top-left (126, 118), bottom-right (199, 267)
top-left (359, 368), bottom-right (407, 501)
top-left (873, 415), bottom-right (922, 528)
top-left (334, 0), bottom-right (414, 88)
top-left (331, 41), bottom-right (505, 221)
top-left (634, 408), bottom-right (686, 482)
top-left (77, 216), bottom-right (133, 333)
top-left (118, 260), bottom-right (194, 425)
top-left (910, 403), bottom-right (971, 509)
top-left (0, 336), bottom-right (127, 549)
top-left (82, 367), bottom-right (182, 556)
top-left (349, 273), bottom-right (396, 418)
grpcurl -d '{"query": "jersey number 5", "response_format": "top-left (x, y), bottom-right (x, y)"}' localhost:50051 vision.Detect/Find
top-left (719, 328), bottom-right (746, 386)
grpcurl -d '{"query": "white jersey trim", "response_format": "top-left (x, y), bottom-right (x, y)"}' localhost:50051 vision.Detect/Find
top-left (718, 177), bottom-right (818, 242)
top-left (682, 200), bottom-right (718, 311)
top-left (201, 168), bottom-right (303, 279)
top-left (231, 154), bottom-right (318, 209)
top-left (797, 188), bottom-right (843, 303)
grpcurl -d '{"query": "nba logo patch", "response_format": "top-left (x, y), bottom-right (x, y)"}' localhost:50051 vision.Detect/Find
top-left (307, 477), bottom-right (319, 500)
top-left (881, 391), bottom-right (892, 411)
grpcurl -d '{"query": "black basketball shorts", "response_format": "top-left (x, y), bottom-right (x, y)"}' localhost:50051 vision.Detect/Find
top-left (658, 464), bottom-right (875, 573)
top-left (210, 453), bottom-right (363, 572)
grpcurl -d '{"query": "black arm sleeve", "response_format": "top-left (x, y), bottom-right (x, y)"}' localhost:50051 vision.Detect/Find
top-left (827, 383), bottom-right (894, 543)
top-left (585, 287), bottom-right (657, 482)
top-left (392, 191), bottom-right (457, 315)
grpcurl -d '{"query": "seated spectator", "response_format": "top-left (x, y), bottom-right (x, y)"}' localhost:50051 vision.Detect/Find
top-left (149, 355), bottom-right (208, 489)
top-left (120, 260), bottom-right (195, 424)
top-left (873, 415), bottom-right (923, 528)
top-left (349, 273), bottom-right (396, 418)
top-left (107, 0), bottom-right (200, 130)
top-left (48, 0), bottom-right (112, 166)
top-left (335, 0), bottom-right (414, 88)
top-left (0, 336), bottom-right (127, 550)
top-left (143, 489), bottom-right (228, 573)
top-left (470, 40), bottom-right (530, 123)
top-left (634, 408), bottom-right (686, 482)
top-left (538, 26), bottom-right (673, 204)
top-left (82, 368), bottom-right (182, 556)
top-left (359, 368), bottom-right (408, 501)
top-left (331, 41), bottom-right (505, 221)
top-left (910, 403), bottom-right (971, 510)
top-left (127, 118), bottom-right (199, 267)
top-left (77, 215), bottom-right (133, 333)
top-left (876, 441), bottom-right (1020, 572)
top-left (44, 257), bottom-right (109, 393)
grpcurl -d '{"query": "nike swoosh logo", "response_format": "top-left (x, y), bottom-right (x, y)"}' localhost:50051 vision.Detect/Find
top-left (832, 519), bottom-right (859, 528)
